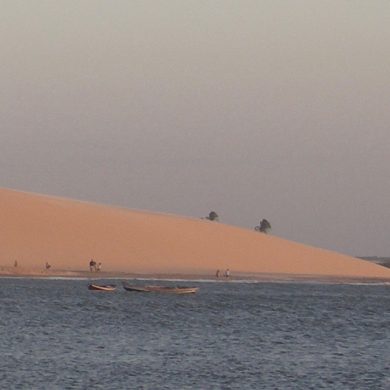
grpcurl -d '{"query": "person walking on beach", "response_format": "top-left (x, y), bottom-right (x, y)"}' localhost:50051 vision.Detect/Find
top-left (216, 269), bottom-right (220, 278)
top-left (224, 268), bottom-right (230, 279)
top-left (89, 259), bottom-right (96, 272)
top-left (97, 262), bottom-right (102, 272)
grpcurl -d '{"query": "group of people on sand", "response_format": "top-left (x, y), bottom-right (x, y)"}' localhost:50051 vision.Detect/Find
top-left (215, 268), bottom-right (230, 279)
top-left (89, 259), bottom-right (102, 272)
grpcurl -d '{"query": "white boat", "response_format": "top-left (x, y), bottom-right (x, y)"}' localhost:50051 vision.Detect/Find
top-left (88, 284), bottom-right (116, 292)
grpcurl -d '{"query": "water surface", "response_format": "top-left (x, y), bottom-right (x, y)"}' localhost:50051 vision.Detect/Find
top-left (0, 279), bottom-right (389, 389)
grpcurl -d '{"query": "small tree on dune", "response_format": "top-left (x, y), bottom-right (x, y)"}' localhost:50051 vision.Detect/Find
top-left (205, 211), bottom-right (219, 221)
top-left (255, 219), bottom-right (271, 233)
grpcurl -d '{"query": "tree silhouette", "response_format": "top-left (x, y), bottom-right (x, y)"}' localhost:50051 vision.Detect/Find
top-left (255, 219), bottom-right (271, 233)
top-left (205, 211), bottom-right (219, 221)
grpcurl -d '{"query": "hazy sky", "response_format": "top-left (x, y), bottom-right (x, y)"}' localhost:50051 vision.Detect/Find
top-left (1, 1), bottom-right (389, 256)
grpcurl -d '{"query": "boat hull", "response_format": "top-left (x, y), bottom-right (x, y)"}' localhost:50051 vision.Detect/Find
top-left (88, 284), bottom-right (116, 292)
top-left (123, 284), bottom-right (198, 294)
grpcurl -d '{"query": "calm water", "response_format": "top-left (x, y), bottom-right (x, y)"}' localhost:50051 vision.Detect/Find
top-left (0, 278), bottom-right (389, 389)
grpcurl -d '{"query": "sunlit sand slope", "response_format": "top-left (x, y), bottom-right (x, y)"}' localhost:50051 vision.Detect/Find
top-left (1, 188), bottom-right (389, 279)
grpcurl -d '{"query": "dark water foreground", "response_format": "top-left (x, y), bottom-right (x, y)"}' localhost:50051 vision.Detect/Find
top-left (0, 278), bottom-right (389, 389)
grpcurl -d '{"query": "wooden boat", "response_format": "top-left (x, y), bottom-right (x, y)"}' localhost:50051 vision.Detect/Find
top-left (122, 285), bottom-right (153, 292)
top-left (123, 283), bottom-right (198, 294)
top-left (88, 284), bottom-right (117, 292)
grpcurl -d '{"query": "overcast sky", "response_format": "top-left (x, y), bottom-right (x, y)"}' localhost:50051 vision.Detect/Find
top-left (1, 1), bottom-right (389, 256)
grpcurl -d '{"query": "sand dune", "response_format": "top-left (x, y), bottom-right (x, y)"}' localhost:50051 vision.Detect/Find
top-left (1, 187), bottom-right (389, 279)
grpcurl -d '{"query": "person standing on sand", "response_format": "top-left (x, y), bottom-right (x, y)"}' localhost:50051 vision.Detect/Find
top-left (97, 262), bottom-right (102, 272)
top-left (89, 259), bottom-right (96, 272)
top-left (224, 268), bottom-right (230, 279)
top-left (216, 269), bottom-right (220, 278)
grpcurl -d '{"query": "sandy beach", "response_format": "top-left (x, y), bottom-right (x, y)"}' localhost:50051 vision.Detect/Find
top-left (1, 187), bottom-right (390, 281)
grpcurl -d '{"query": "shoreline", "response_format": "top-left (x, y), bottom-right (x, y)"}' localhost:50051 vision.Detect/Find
top-left (1, 267), bottom-right (389, 284)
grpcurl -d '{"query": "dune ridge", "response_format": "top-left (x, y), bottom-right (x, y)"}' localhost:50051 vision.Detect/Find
top-left (1, 187), bottom-right (389, 280)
